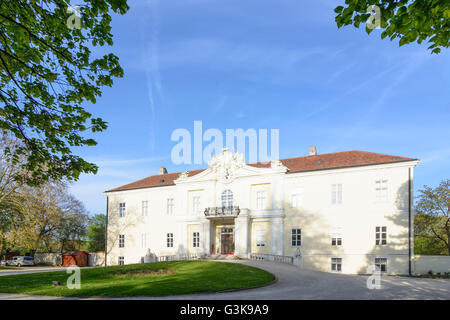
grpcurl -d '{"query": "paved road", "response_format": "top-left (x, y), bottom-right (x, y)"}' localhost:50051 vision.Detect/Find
top-left (0, 260), bottom-right (448, 300)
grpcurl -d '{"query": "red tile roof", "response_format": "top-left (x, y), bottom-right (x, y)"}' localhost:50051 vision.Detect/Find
top-left (106, 150), bottom-right (416, 192)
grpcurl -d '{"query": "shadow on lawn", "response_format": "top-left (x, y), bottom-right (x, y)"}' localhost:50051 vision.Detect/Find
top-left (0, 261), bottom-right (275, 297)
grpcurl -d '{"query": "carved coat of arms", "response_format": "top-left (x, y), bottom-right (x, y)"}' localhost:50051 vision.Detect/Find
top-left (208, 148), bottom-right (245, 183)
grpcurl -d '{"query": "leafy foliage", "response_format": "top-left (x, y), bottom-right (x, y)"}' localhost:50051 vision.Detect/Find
top-left (415, 179), bottom-right (450, 255)
top-left (86, 213), bottom-right (106, 252)
top-left (5, 181), bottom-right (88, 252)
top-left (334, 0), bottom-right (450, 53)
top-left (414, 235), bottom-right (447, 255)
top-left (0, 0), bottom-right (129, 186)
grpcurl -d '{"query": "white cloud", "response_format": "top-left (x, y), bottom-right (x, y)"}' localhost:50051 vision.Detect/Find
top-left (420, 148), bottom-right (450, 165)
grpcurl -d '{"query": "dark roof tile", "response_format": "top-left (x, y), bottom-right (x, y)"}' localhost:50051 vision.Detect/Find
top-left (106, 151), bottom-right (416, 192)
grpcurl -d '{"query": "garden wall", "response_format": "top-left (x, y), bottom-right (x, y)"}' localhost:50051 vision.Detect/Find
top-left (413, 255), bottom-right (450, 275)
top-left (34, 253), bottom-right (62, 266)
top-left (34, 252), bottom-right (105, 267)
top-left (88, 252), bottom-right (105, 266)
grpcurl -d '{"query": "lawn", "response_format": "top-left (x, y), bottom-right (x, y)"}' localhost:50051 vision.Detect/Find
top-left (0, 261), bottom-right (275, 297)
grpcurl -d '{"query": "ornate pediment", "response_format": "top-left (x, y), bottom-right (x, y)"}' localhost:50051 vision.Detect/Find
top-left (174, 148), bottom-right (288, 184)
top-left (209, 148), bottom-right (245, 183)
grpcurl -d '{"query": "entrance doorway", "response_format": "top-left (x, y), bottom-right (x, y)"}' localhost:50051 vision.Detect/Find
top-left (221, 234), bottom-right (233, 254)
top-left (220, 227), bottom-right (234, 254)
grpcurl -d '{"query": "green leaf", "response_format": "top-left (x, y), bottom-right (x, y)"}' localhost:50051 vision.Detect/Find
top-left (0, 0), bottom-right (130, 185)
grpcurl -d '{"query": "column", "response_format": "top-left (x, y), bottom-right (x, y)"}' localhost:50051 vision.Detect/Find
top-left (235, 209), bottom-right (249, 258)
top-left (277, 217), bottom-right (284, 256)
top-left (270, 217), bottom-right (284, 256)
top-left (270, 219), bottom-right (276, 255)
top-left (202, 219), bottom-right (211, 256)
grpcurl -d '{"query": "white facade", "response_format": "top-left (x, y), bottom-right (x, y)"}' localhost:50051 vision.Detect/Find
top-left (105, 149), bottom-right (418, 275)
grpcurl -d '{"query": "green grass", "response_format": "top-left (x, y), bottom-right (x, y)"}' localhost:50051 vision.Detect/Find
top-left (0, 261), bottom-right (275, 297)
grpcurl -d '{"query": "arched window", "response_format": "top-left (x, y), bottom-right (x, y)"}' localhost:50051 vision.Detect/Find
top-left (221, 190), bottom-right (233, 208)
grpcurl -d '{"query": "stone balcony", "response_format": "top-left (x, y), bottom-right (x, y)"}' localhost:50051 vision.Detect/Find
top-left (204, 206), bottom-right (240, 218)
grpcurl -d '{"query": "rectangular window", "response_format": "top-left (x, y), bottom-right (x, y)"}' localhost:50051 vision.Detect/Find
top-left (375, 258), bottom-right (388, 273)
top-left (256, 191), bottom-right (267, 210)
top-left (118, 234), bottom-right (125, 248)
top-left (331, 227), bottom-right (343, 246)
top-left (291, 228), bottom-right (302, 246)
top-left (119, 202), bottom-right (126, 217)
top-left (118, 256), bottom-right (124, 266)
top-left (375, 180), bottom-right (388, 201)
top-left (291, 188), bottom-right (303, 208)
top-left (167, 198), bottom-right (174, 215)
top-left (255, 229), bottom-right (266, 247)
top-left (375, 226), bottom-right (387, 245)
top-left (141, 233), bottom-right (147, 248)
top-left (167, 233), bottom-right (173, 248)
top-left (331, 184), bottom-right (342, 204)
top-left (142, 200), bottom-right (148, 216)
top-left (331, 258), bottom-right (342, 272)
top-left (192, 196), bottom-right (200, 215)
top-left (193, 232), bottom-right (200, 248)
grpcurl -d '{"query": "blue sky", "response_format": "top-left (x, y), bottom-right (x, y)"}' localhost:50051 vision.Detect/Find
top-left (70, 0), bottom-right (450, 214)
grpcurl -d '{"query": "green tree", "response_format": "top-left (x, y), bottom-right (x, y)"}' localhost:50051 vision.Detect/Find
top-left (334, 0), bottom-right (450, 53)
top-left (86, 214), bottom-right (106, 252)
top-left (414, 236), bottom-right (447, 255)
top-left (6, 181), bottom-right (80, 252)
top-left (415, 179), bottom-right (450, 255)
top-left (0, 133), bottom-right (29, 256)
top-left (0, 0), bottom-right (129, 186)
top-left (55, 194), bottom-right (88, 253)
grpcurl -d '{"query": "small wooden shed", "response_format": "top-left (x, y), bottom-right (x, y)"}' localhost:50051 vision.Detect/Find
top-left (62, 251), bottom-right (89, 267)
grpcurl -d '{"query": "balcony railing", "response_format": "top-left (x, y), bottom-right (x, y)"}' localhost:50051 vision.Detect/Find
top-left (250, 253), bottom-right (294, 265)
top-left (158, 253), bottom-right (200, 262)
top-left (204, 206), bottom-right (240, 217)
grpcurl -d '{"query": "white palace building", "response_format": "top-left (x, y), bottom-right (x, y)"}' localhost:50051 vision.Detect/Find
top-left (105, 147), bottom-right (419, 275)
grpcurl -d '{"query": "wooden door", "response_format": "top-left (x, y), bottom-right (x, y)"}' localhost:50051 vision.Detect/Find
top-left (221, 234), bottom-right (233, 254)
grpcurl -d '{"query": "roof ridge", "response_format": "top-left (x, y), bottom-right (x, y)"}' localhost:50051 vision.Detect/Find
top-left (106, 150), bottom-right (417, 192)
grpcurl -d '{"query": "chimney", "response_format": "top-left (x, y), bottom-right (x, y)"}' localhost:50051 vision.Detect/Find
top-left (159, 166), bottom-right (168, 175)
top-left (309, 145), bottom-right (317, 156)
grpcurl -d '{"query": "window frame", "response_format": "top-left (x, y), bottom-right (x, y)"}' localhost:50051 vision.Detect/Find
top-left (192, 196), bottom-right (201, 215)
top-left (221, 189), bottom-right (233, 208)
top-left (167, 198), bottom-right (174, 215)
top-left (375, 226), bottom-right (387, 245)
top-left (141, 233), bottom-right (147, 248)
top-left (375, 179), bottom-right (388, 202)
top-left (331, 184), bottom-right (343, 204)
top-left (256, 190), bottom-right (267, 210)
top-left (331, 257), bottom-right (342, 272)
top-left (291, 188), bottom-right (303, 208)
top-left (291, 228), bottom-right (302, 247)
top-left (141, 200), bottom-right (149, 217)
top-left (119, 202), bottom-right (126, 217)
top-left (374, 257), bottom-right (388, 273)
top-left (193, 232), bottom-right (200, 248)
top-left (118, 256), bottom-right (124, 266)
top-left (331, 227), bottom-right (343, 247)
top-left (118, 234), bottom-right (125, 248)
top-left (255, 229), bottom-right (266, 247)
top-left (166, 233), bottom-right (174, 248)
